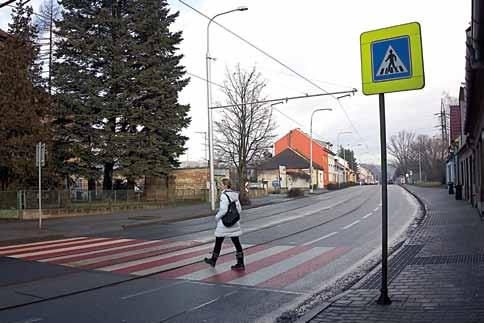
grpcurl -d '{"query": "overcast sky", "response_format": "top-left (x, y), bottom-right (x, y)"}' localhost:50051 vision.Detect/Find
top-left (0, 0), bottom-right (471, 165)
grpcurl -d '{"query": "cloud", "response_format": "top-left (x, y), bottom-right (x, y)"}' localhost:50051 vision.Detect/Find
top-left (170, 0), bottom-right (470, 163)
top-left (1, 0), bottom-right (470, 165)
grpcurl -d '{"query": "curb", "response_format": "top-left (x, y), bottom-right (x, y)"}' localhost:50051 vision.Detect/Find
top-left (295, 185), bottom-right (428, 323)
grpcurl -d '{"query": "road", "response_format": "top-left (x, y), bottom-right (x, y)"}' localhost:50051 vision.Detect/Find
top-left (0, 185), bottom-right (418, 323)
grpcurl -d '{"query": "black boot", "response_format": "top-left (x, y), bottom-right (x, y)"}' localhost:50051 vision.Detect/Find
top-left (204, 253), bottom-right (218, 267)
top-left (231, 251), bottom-right (245, 270)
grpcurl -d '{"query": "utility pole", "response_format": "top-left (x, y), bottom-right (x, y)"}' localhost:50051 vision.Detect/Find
top-left (419, 147), bottom-right (422, 183)
top-left (196, 131), bottom-right (208, 163)
top-left (36, 142), bottom-right (46, 230)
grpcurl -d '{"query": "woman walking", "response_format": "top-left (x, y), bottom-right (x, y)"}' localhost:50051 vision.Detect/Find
top-left (204, 178), bottom-right (245, 270)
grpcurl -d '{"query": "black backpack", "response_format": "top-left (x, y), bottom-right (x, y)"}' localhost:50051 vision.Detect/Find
top-left (222, 192), bottom-right (240, 227)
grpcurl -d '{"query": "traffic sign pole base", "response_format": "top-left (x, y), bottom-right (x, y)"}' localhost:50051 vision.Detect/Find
top-left (377, 290), bottom-right (392, 305)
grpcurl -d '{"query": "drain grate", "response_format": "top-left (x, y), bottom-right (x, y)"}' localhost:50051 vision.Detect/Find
top-left (357, 244), bottom-right (423, 289)
top-left (410, 254), bottom-right (484, 265)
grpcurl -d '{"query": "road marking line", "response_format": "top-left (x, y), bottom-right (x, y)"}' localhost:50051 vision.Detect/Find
top-left (342, 220), bottom-right (360, 230)
top-left (11, 239), bottom-right (132, 259)
top-left (0, 237), bottom-right (88, 252)
top-left (227, 247), bottom-right (332, 286)
top-left (179, 245), bottom-right (292, 281)
top-left (240, 286), bottom-right (307, 295)
top-left (379, 203), bottom-right (382, 206)
top-left (13, 318), bottom-right (44, 323)
top-left (362, 213), bottom-right (373, 219)
top-left (0, 237), bottom-right (102, 255)
top-left (257, 247), bottom-right (349, 289)
top-left (157, 244), bottom-right (270, 279)
top-left (42, 240), bottom-right (164, 263)
top-left (188, 290), bottom-right (238, 312)
top-left (373, 207), bottom-right (379, 212)
top-left (303, 232), bottom-right (339, 246)
top-left (121, 281), bottom-right (186, 300)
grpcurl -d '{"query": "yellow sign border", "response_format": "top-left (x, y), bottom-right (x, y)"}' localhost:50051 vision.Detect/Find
top-left (360, 22), bottom-right (424, 95)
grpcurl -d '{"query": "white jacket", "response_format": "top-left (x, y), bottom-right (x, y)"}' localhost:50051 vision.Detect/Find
top-left (214, 189), bottom-right (242, 237)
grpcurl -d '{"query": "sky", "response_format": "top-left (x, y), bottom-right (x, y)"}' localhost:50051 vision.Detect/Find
top-left (0, 0), bottom-right (471, 165)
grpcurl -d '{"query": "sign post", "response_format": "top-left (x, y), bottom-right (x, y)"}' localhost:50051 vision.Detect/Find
top-left (360, 22), bottom-right (424, 305)
top-left (36, 142), bottom-right (46, 230)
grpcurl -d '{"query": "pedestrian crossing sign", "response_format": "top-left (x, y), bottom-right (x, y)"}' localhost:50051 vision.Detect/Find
top-left (360, 22), bottom-right (424, 95)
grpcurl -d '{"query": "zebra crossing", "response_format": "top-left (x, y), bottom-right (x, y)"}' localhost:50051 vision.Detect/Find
top-left (0, 236), bottom-right (349, 292)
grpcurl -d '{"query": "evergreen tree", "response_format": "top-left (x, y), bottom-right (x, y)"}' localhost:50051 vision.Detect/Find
top-left (8, 0), bottom-right (44, 88)
top-left (53, 1), bottom-right (131, 190)
top-left (119, 0), bottom-right (190, 184)
top-left (53, 0), bottom-right (190, 190)
top-left (0, 1), bottom-right (52, 190)
top-left (338, 147), bottom-right (358, 172)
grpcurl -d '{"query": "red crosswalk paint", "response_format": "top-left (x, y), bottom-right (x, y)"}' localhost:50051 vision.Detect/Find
top-left (21, 239), bottom-right (145, 261)
top-left (48, 240), bottom-right (171, 265)
top-left (0, 237), bottom-right (102, 255)
top-left (0, 237), bottom-right (90, 253)
top-left (256, 247), bottom-right (349, 289)
top-left (111, 244), bottom-right (234, 274)
top-left (157, 244), bottom-right (269, 279)
top-left (203, 245), bottom-right (312, 284)
top-left (79, 242), bottom-right (202, 270)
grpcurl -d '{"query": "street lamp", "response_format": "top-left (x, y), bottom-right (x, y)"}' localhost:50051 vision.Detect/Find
top-left (310, 108), bottom-right (332, 193)
top-left (336, 131), bottom-right (352, 188)
top-left (206, 6), bottom-right (248, 211)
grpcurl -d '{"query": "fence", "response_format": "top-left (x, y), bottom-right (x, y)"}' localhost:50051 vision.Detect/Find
top-left (0, 189), bottom-right (210, 220)
top-left (0, 188), bottom-right (267, 220)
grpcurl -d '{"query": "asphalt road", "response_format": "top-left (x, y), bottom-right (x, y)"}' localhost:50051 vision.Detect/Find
top-left (0, 185), bottom-right (419, 323)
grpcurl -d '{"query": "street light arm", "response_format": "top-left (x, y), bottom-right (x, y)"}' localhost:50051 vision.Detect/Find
top-left (207, 7), bottom-right (248, 57)
top-left (309, 108), bottom-right (332, 193)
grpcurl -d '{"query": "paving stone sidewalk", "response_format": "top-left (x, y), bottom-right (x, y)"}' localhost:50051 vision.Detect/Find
top-left (304, 185), bottom-right (484, 323)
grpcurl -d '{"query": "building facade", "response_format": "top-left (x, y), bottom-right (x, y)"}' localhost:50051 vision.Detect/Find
top-left (454, 1), bottom-right (484, 212)
top-left (257, 148), bottom-right (323, 191)
top-left (274, 129), bottom-right (330, 187)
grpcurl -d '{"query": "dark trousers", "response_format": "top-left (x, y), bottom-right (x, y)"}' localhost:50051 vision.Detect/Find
top-left (212, 236), bottom-right (243, 256)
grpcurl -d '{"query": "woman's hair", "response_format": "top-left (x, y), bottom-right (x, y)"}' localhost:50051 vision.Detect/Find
top-left (222, 178), bottom-right (232, 189)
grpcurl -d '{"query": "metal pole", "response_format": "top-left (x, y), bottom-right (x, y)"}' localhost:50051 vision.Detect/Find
top-left (343, 148), bottom-right (346, 184)
top-left (419, 147), bottom-right (422, 183)
top-left (309, 109), bottom-right (332, 193)
top-left (206, 8), bottom-right (247, 211)
top-left (38, 143), bottom-right (42, 230)
top-left (310, 116), bottom-right (313, 193)
top-left (377, 93), bottom-right (391, 305)
top-left (206, 19), bottom-right (216, 211)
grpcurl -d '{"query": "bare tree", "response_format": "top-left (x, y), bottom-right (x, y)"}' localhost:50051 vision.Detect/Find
top-left (214, 64), bottom-right (276, 204)
top-left (388, 130), bottom-right (416, 182)
top-left (413, 135), bottom-right (446, 183)
top-left (35, 0), bottom-right (61, 94)
top-left (389, 131), bottom-right (446, 183)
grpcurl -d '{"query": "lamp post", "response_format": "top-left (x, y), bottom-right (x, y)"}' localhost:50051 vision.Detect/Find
top-left (310, 108), bottom-right (332, 193)
top-left (336, 131), bottom-right (352, 188)
top-left (206, 6), bottom-right (248, 211)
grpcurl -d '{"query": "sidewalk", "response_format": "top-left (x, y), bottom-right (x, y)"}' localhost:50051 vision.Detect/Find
top-left (302, 185), bottom-right (484, 323)
top-left (0, 193), bottom-right (293, 246)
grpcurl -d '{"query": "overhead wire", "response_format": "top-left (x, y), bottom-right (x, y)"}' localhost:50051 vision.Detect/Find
top-left (187, 71), bottom-right (324, 141)
top-left (176, 0), bottom-right (365, 144)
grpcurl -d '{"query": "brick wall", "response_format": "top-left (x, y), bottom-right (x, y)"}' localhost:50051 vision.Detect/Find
top-left (171, 168), bottom-right (209, 190)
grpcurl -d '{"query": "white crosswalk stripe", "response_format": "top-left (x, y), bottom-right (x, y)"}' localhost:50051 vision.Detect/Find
top-left (1, 236), bottom-right (349, 292)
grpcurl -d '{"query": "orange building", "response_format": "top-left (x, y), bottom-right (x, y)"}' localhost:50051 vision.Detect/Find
top-left (274, 129), bottom-right (331, 187)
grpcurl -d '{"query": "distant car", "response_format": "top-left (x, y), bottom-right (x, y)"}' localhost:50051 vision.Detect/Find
top-left (388, 180), bottom-right (394, 185)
